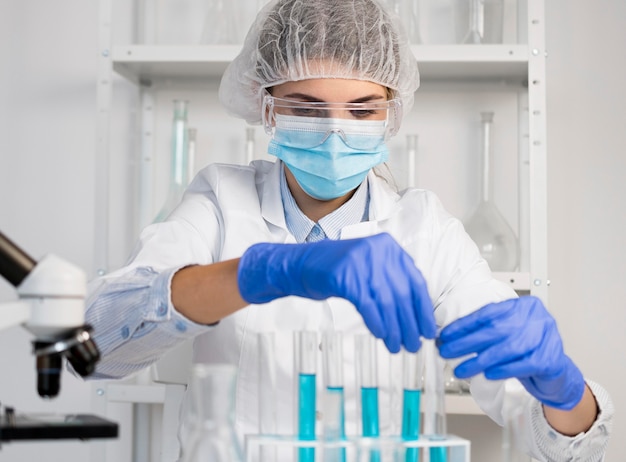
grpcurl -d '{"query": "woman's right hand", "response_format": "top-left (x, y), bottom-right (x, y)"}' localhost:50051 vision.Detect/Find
top-left (237, 232), bottom-right (437, 352)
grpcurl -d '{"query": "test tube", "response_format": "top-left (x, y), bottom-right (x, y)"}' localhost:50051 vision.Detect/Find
top-left (295, 331), bottom-right (317, 462)
top-left (402, 349), bottom-right (424, 462)
top-left (258, 332), bottom-right (277, 462)
top-left (322, 332), bottom-right (346, 462)
top-left (355, 334), bottom-right (381, 462)
top-left (422, 340), bottom-right (447, 462)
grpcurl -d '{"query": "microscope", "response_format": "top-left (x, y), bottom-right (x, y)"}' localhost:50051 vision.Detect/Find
top-left (0, 230), bottom-right (117, 444)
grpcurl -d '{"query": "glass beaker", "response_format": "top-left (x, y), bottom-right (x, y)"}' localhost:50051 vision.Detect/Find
top-left (180, 363), bottom-right (244, 462)
top-left (154, 100), bottom-right (191, 223)
top-left (463, 111), bottom-right (520, 272)
top-left (460, 0), bottom-right (504, 44)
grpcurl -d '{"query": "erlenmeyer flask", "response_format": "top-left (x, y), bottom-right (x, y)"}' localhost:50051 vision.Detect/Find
top-left (154, 100), bottom-right (190, 223)
top-left (181, 364), bottom-right (244, 462)
top-left (464, 112), bottom-right (519, 271)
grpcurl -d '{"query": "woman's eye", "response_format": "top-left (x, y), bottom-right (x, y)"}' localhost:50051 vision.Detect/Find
top-left (291, 107), bottom-right (324, 117)
top-left (350, 109), bottom-right (379, 119)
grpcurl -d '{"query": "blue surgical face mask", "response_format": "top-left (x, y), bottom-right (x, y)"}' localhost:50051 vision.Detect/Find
top-left (267, 115), bottom-right (389, 200)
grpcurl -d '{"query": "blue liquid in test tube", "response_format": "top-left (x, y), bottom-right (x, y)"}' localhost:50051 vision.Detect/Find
top-left (299, 373), bottom-right (316, 462)
top-left (356, 334), bottom-right (382, 462)
top-left (296, 331), bottom-right (318, 462)
top-left (402, 388), bottom-right (421, 462)
top-left (323, 332), bottom-right (346, 462)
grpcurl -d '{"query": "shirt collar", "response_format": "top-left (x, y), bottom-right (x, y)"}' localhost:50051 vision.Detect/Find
top-left (280, 162), bottom-right (369, 243)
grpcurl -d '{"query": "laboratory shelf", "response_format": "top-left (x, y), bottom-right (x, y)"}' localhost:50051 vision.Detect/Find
top-left (111, 44), bottom-right (530, 86)
top-left (493, 271), bottom-right (531, 291)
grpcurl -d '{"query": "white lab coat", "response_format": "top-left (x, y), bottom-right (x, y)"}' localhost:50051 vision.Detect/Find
top-left (162, 160), bottom-right (514, 436)
top-left (110, 159), bottom-right (611, 461)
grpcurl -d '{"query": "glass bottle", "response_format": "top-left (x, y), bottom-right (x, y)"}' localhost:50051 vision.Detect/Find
top-left (154, 100), bottom-right (190, 223)
top-left (180, 364), bottom-right (244, 462)
top-left (464, 111), bottom-right (519, 271)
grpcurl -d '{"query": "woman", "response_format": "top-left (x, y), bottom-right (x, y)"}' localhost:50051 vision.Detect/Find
top-left (85, 0), bottom-right (612, 460)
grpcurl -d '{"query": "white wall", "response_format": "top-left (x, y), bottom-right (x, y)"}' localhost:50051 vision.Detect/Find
top-left (0, 1), bottom-right (98, 461)
top-left (0, 1), bottom-right (624, 461)
top-left (545, 1), bottom-right (626, 461)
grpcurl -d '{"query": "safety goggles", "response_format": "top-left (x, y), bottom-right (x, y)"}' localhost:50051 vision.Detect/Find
top-left (262, 94), bottom-right (403, 141)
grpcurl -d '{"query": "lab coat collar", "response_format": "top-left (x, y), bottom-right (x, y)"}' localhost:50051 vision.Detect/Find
top-left (259, 161), bottom-right (402, 239)
top-left (260, 160), bottom-right (290, 232)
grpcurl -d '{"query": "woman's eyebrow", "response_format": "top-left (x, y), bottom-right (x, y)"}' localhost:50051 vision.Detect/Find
top-left (281, 93), bottom-right (386, 103)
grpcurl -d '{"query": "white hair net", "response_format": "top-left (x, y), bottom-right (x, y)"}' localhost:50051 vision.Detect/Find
top-left (218, 0), bottom-right (420, 125)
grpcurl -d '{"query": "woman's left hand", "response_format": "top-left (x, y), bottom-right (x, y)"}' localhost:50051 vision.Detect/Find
top-left (437, 296), bottom-right (585, 410)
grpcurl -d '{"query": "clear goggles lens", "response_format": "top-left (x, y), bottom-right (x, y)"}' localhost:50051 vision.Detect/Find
top-left (262, 94), bottom-right (402, 141)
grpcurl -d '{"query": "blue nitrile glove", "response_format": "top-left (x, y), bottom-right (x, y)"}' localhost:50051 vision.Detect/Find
top-left (237, 232), bottom-right (437, 353)
top-left (437, 296), bottom-right (585, 410)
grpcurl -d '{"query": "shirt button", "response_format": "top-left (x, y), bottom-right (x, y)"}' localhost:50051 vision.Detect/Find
top-left (158, 304), bottom-right (167, 316)
top-left (120, 326), bottom-right (130, 339)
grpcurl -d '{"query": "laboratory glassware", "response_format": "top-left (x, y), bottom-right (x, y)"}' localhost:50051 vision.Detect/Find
top-left (187, 128), bottom-right (197, 182)
top-left (181, 363), bottom-right (244, 462)
top-left (355, 334), bottom-right (381, 462)
top-left (258, 332), bottom-right (277, 462)
top-left (200, 0), bottom-right (241, 44)
top-left (401, 349), bottom-right (424, 462)
top-left (443, 361), bottom-right (470, 395)
top-left (391, 0), bottom-right (422, 44)
top-left (322, 331), bottom-right (346, 462)
top-left (460, 0), bottom-right (504, 44)
top-left (463, 111), bottom-right (520, 271)
top-left (295, 331), bottom-right (317, 462)
top-left (154, 100), bottom-right (191, 223)
top-left (422, 339), bottom-right (447, 462)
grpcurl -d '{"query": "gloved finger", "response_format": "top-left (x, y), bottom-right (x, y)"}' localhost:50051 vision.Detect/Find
top-left (353, 297), bottom-right (387, 340)
top-left (372, 275), bottom-right (402, 353)
top-left (438, 325), bottom-right (509, 359)
top-left (391, 279), bottom-right (420, 353)
top-left (453, 323), bottom-right (543, 378)
top-left (438, 299), bottom-right (519, 343)
top-left (407, 264), bottom-right (437, 339)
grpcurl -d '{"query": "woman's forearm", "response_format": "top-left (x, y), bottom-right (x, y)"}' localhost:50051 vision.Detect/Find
top-left (543, 383), bottom-right (599, 436)
top-left (171, 258), bottom-right (248, 325)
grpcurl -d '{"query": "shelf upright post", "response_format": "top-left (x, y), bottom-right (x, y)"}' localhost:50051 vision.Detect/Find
top-left (93, 3), bottom-right (114, 461)
top-left (95, 0), bottom-right (113, 279)
top-left (526, 0), bottom-right (549, 303)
